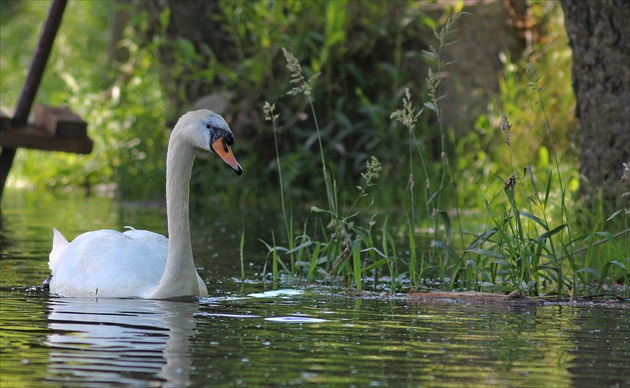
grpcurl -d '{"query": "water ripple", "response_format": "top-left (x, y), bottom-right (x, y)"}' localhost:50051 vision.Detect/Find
top-left (264, 316), bottom-right (329, 324)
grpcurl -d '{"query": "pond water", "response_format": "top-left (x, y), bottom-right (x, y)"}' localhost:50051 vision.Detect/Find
top-left (1, 188), bottom-right (629, 387)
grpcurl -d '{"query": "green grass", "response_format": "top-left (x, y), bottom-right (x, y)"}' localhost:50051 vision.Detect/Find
top-left (260, 12), bottom-right (629, 298)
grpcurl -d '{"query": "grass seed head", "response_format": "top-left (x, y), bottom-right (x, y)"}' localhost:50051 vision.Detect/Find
top-left (263, 101), bottom-right (279, 122)
top-left (499, 112), bottom-right (512, 146)
top-left (282, 47), bottom-right (319, 97)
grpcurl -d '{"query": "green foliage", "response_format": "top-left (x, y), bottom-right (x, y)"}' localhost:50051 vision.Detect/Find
top-left (213, 0), bottom-right (440, 199)
top-left (260, 9), bottom-right (628, 297)
top-left (1, 0), bottom-right (438, 200)
top-left (1, 1), bottom-right (169, 198)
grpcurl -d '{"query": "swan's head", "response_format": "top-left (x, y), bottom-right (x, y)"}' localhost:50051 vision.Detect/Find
top-left (174, 109), bottom-right (242, 175)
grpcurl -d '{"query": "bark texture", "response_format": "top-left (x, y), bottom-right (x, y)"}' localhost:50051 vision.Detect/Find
top-left (561, 0), bottom-right (630, 207)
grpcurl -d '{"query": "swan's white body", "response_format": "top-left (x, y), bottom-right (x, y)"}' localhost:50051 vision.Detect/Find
top-left (48, 228), bottom-right (207, 298)
top-left (48, 110), bottom-right (242, 299)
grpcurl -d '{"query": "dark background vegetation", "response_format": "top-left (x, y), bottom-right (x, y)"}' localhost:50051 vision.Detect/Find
top-left (2, 0), bottom-right (582, 204)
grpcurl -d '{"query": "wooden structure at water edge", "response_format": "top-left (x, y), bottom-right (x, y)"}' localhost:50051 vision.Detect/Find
top-left (0, 0), bottom-right (92, 202)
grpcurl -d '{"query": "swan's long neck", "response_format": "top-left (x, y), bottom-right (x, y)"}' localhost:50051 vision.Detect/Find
top-left (151, 133), bottom-right (199, 298)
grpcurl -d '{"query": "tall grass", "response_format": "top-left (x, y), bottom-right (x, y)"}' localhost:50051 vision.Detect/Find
top-left (261, 47), bottom-right (397, 290)
top-left (390, 88), bottom-right (424, 285)
top-left (450, 63), bottom-right (628, 296)
top-left (422, 13), bottom-right (468, 281)
top-left (261, 12), bottom-right (629, 298)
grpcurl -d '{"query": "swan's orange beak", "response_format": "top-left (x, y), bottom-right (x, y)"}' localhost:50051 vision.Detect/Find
top-left (211, 137), bottom-right (242, 175)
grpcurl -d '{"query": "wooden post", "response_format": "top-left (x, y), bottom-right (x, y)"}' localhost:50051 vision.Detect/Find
top-left (0, 0), bottom-right (68, 202)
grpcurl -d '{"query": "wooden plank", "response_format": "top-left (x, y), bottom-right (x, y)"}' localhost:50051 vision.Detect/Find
top-left (0, 123), bottom-right (93, 154)
top-left (0, 0), bottom-right (68, 202)
top-left (0, 107), bottom-right (11, 130)
top-left (34, 104), bottom-right (87, 138)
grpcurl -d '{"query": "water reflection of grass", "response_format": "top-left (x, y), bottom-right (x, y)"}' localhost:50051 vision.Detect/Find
top-left (259, 13), bottom-right (629, 298)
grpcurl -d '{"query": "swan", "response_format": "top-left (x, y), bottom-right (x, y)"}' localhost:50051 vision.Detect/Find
top-left (45, 110), bottom-right (242, 299)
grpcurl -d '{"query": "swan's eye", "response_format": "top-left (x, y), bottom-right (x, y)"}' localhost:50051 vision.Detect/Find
top-left (205, 123), bottom-right (212, 130)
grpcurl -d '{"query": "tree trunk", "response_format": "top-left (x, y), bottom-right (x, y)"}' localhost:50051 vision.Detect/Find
top-left (561, 0), bottom-right (630, 210)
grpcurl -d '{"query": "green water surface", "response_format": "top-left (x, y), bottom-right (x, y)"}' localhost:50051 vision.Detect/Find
top-left (1, 189), bottom-right (628, 387)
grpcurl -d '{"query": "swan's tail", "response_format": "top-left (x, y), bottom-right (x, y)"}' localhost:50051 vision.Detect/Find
top-left (49, 228), bottom-right (70, 274)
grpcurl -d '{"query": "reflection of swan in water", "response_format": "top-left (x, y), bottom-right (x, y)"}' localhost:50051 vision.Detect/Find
top-left (45, 298), bottom-right (198, 386)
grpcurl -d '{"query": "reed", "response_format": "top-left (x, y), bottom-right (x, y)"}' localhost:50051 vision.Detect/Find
top-left (240, 228), bottom-right (246, 280)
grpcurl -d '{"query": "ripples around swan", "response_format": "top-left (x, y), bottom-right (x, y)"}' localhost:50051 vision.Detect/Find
top-left (2, 289), bottom-right (628, 387)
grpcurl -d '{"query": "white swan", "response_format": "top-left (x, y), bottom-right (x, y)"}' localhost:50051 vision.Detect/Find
top-left (46, 110), bottom-right (242, 299)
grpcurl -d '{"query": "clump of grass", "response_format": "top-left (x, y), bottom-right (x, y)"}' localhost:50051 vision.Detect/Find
top-left (262, 12), bottom-right (473, 293)
top-left (423, 12), bottom-right (467, 281)
top-left (455, 116), bottom-right (570, 295)
top-left (390, 88), bottom-right (425, 285)
top-left (260, 48), bottom-right (401, 291)
top-left (449, 64), bottom-right (630, 297)
top-left (387, 12), bottom-right (469, 288)
top-left (260, 15), bottom-right (628, 298)
top-left (262, 101), bottom-right (296, 273)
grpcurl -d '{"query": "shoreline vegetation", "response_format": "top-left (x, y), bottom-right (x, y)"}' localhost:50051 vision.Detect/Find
top-left (258, 12), bottom-right (629, 299)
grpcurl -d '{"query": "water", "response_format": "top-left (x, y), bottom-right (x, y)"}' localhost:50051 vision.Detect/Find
top-left (1, 189), bottom-right (629, 387)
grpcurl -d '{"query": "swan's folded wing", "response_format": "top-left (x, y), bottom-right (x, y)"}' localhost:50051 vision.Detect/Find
top-left (122, 228), bottom-right (169, 245)
top-left (49, 230), bottom-right (169, 297)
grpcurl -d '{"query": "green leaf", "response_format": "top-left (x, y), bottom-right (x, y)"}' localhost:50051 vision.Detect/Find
top-left (575, 267), bottom-right (600, 277)
top-left (159, 7), bottom-right (171, 30)
top-left (467, 228), bottom-right (498, 250)
top-left (409, 224), bottom-right (418, 283)
top-left (307, 243), bottom-right (323, 281)
top-left (432, 240), bottom-right (458, 259)
top-left (610, 260), bottom-right (627, 270)
top-left (286, 239), bottom-right (312, 254)
top-left (439, 211), bottom-right (452, 246)
top-left (492, 258), bottom-right (511, 267)
top-left (258, 238), bottom-right (288, 254)
top-left (310, 206), bottom-right (331, 214)
top-left (544, 169), bottom-right (553, 207)
top-left (363, 258), bottom-right (389, 272)
top-left (363, 246), bottom-right (387, 259)
top-left (525, 165), bottom-right (538, 193)
top-left (596, 259), bottom-right (628, 293)
top-left (240, 228), bottom-right (246, 280)
top-left (605, 209), bottom-right (625, 223)
top-left (352, 240), bottom-right (362, 291)
top-left (538, 224), bottom-right (567, 240)
top-left (427, 184), bottom-right (448, 205)
top-left (520, 211), bottom-right (549, 231)
top-left (594, 231), bottom-right (625, 260)
top-left (466, 248), bottom-right (506, 260)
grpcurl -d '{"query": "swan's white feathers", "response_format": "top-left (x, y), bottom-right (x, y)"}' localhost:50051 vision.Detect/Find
top-left (49, 229), bottom-right (169, 298)
top-left (49, 228), bottom-right (70, 274)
